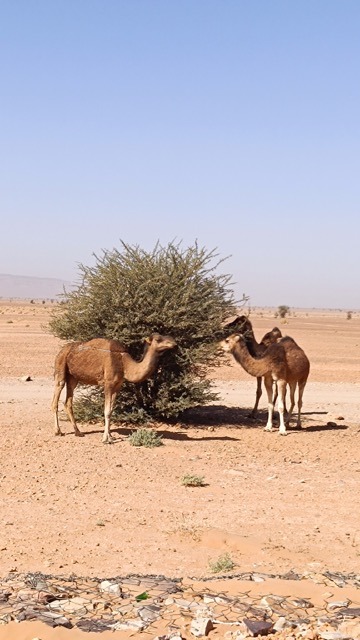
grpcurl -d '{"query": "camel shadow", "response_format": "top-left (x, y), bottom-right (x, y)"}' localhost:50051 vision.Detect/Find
top-left (290, 423), bottom-right (349, 433)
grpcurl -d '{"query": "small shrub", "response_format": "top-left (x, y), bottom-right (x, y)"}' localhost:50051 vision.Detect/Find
top-left (347, 311), bottom-right (352, 320)
top-left (128, 428), bottom-right (163, 448)
top-left (209, 552), bottom-right (235, 574)
top-left (278, 305), bottom-right (290, 319)
top-left (181, 474), bottom-right (205, 487)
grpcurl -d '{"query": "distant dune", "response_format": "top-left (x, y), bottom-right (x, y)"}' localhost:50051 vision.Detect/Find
top-left (0, 274), bottom-right (73, 300)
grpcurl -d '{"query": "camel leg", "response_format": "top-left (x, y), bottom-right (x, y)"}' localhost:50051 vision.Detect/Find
top-left (64, 376), bottom-right (83, 437)
top-left (264, 376), bottom-right (275, 432)
top-left (296, 379), bottom-right (307, 428)
top-left (285, 381), bottom-right (296, 427)
top-left (102, 388), bottom-right (116, 444)
top-left (249, 377), bottom-right (262, 418)
top-left (52, 376), bottom-right (65, 436)
top-left (277, 380), bottom-right (287, 435)
top-left (273, 382), bottom-right (287, 415)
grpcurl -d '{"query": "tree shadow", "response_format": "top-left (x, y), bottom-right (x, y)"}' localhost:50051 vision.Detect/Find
top-left (73, 423), bottom-right (241, 442)
top-left (182, 404), bottom-right (266, 428)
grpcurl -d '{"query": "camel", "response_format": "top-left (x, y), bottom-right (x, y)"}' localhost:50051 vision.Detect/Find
top-left (222, 315), bottom-right (282, 417)
top-left (221, 333), bottom-right (310, 435)
top-left (51, 333), bottom-right (177, 444)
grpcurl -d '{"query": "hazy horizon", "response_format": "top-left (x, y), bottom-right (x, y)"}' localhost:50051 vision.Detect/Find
top-left (1, 1), bottom-right (359, 308)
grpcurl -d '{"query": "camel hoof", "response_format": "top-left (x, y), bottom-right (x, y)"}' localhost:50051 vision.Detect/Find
top-left (264, 427), bottom-right (273, 432)
top-left (279, 431), bottom-right (287, 436)
top-left (75, 432), bottom-right (85, 437)
top-left (55, 431), bottom-right (64, 437)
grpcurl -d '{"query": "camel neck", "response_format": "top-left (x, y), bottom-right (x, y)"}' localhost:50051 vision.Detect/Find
top-left (232, 342), bottom-right (270, 378)
top-left (122, 348), bottom-right (159, 383)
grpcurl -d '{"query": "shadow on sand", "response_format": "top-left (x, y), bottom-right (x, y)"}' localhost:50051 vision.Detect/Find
top-left (64, 406), bottom-right (348, 441)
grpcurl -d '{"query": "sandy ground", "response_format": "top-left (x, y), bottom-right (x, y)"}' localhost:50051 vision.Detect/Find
top-left (0, 302), bottom-right (359, 637)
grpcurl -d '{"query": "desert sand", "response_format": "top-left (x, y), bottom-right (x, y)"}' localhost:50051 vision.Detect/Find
top-left (0, 301), bottom-right (359, 638)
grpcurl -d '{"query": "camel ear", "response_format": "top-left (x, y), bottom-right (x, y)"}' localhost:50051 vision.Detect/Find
top-left (144, 336), bottom-right (152, 344)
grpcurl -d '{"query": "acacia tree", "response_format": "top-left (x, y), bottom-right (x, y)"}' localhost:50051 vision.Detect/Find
top-left (49, 241), bottom-right (237, 423)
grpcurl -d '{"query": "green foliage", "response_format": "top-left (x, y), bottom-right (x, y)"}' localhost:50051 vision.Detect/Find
top-left (181, 474), bottom-right (206, 487)
top-left (208, 552), bottom-right (235, 574)
top-left (49, 241), bottom-right (237, 423)
top-left (128, 428), bottom-right (163, 448)
top-left (278, 305), bottom-right (290, 319)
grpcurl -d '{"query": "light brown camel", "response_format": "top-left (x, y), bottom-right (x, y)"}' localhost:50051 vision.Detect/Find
top-left (222, 315), bottom-right (282, 417)
top-left (51, 333), bottom-right (176, 444)
top-left (221, 333), bottom-right (310, 435)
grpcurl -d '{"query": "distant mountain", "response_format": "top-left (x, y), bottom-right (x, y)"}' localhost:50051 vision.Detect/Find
top-left (0, 274), bottom-right (73, 300)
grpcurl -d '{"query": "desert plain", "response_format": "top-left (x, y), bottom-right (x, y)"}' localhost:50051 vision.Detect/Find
top-left (0, 300), bottom-right (359, 639)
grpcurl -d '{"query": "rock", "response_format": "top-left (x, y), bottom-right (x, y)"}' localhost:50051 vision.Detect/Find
top-left (99, 580), bottom-right (122, 596)
top-left (190, 617), bottom-right (214, 637)
top-left (173, 598), bottom-right (193, 609)
top-left (138, 604), bottom-right (161, 622)
top-left (243, 619), bottom-right (273, 636)
top-left (290, 597), bottom-right (314, 608)
top-left (20, 375), bottom-right (32, 382)
top-left (76, 618), bottom-right (113, 632)
top-left (327, 600), bottom-right (350, 611)
top-left (38, 611), bottom-right (72, 628)
top-left (337, 607), bottom-right (360, 618)
top-left (111, 618), bottom-right (146, 631)
top-left (272, 616), bottom-right (288, 632)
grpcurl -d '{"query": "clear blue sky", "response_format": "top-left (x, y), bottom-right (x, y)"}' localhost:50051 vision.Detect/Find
top-left (1, 0), bottom-right (359, 308)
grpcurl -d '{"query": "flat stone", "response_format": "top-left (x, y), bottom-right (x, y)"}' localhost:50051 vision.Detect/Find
top-left (327, 600), bottom-right (350, 611)
top-left (290, 597), bottom-right (314, 608)
top-left (138, 604), bottom-right (161, 622)
top-left (111, 618), bottom-right (147, 631)
top-left (38, 611), bottom-right (72, 628)
top-left (261, 595), bottom-right (285, 608)
top-left (336, 607), bottom-right (360, 618)
top-left (173, 598), bottom-right (193, 609)
top-left (76, 618), bottom-right (113, 632)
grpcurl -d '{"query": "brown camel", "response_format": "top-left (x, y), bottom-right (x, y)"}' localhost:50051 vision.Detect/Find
top-left (222, 315), bottom-right (282, 417)
top-left (51, 333), bottom-right (176, 444)
top-left (221, 333), bottom-right (310, 435)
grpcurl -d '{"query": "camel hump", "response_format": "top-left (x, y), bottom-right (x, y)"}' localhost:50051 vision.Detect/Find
top-left (77, 338), bottom-right (128, 353)
top-left (260, 327), bottom-right (283, 347)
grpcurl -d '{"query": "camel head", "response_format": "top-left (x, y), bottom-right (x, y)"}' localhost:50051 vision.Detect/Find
top-left (144, 333), bottom-right (177, 353)
top-left (222, 315), bottom-right (254, 340)
top-left (261, 327), bottom-right (282, 347)
top-left (221, 333), bottom-right (244, 353)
